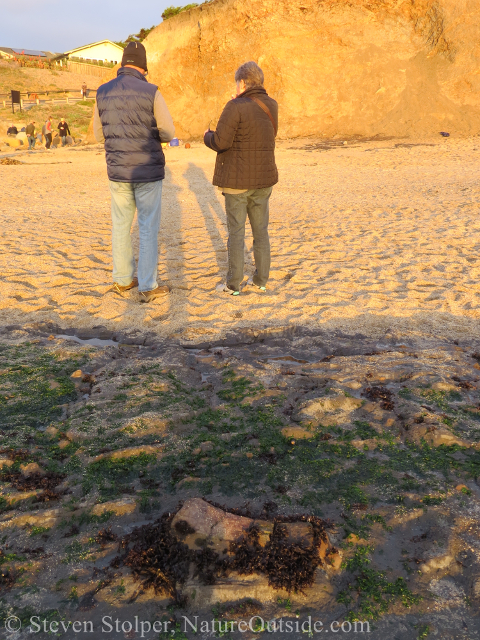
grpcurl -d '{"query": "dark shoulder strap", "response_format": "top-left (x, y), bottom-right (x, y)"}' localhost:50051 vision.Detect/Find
top-left (247, 96), bottom-right (278, 136)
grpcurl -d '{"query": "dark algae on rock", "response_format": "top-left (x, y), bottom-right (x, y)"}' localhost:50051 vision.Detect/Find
top-left (0, 327), bottom-right (479, 637)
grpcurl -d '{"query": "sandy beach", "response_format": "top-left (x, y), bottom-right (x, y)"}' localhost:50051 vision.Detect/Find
top-left (1, 136), bottom-right (480, 343)
top-left (1, 135), bottom-right (480, 634)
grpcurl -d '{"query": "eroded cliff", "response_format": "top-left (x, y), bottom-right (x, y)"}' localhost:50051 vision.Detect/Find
top-left (140, 0), bottom-right (480, 139)
top-left (87, 0), bottom-right (480, 140)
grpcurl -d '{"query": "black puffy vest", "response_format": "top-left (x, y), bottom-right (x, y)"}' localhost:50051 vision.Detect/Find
top-left (96, 67), bottom-right (165, 183)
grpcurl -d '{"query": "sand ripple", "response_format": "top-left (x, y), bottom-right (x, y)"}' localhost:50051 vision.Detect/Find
top-left (1, 138), bottom-right (479, 341)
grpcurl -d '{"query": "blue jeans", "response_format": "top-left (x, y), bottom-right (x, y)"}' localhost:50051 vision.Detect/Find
top-left (109, 180), bottom-right (163, 292)
top-left (61, 136), bottom-right (66, 146)
top-left (27, 136), bottom-right (35, 149)
top-left (224, 187), bottom-right (272, 291)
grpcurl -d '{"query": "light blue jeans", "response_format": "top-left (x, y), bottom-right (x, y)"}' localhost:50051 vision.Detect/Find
top-left (109, 180), bottom-right (163, 292)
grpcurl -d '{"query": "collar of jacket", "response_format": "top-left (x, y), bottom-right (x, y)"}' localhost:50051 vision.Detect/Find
top-left (236, 85), bottom-right (269, 99)
top-left (117, 66), bottom-right (147, 82)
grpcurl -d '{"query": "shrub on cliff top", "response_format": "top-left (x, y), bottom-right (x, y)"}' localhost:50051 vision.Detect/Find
top-left (115, 26), bottom-right (155, 48)
top-left (162, 3), bottom-right (199, 20)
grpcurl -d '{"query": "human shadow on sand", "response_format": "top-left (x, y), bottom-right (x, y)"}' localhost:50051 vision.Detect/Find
top-left (159, 166), bottom-right (189, 320)
top-left (183, 162), bottom-right (228, 276)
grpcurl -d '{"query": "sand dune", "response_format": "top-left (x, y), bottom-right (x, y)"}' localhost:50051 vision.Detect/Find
top-left (1, 136), bottom-right (480, 342)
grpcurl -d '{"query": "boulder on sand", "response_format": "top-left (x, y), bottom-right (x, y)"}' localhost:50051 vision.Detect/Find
top-left (7, 137), bottom-right (22, 147)
top-left (171, 498), bottom-right (253, 541)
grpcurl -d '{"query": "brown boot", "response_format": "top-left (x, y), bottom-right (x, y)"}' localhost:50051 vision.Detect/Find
top-left (109, 277), bottom-right (138, 296)
top-left (139, 285), bottom-right (170, 303)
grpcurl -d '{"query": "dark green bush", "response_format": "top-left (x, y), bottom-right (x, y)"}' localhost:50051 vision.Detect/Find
top-left (162, 3), bottom-right (199, 19)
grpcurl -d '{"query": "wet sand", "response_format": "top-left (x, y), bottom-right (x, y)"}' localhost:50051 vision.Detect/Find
top-left (1, 136), bottom-right (480, 342)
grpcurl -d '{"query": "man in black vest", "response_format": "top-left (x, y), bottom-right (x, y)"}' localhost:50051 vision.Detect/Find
top-left (94, 42), bottom-right (175, 303)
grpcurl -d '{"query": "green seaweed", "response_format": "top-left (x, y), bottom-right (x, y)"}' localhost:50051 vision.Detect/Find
top-left (0, 343), bottom-right (85, 429)
top-left (82, 453), bottom-right (156, 498)
top-left (338, 546), bottom-right (422, 621)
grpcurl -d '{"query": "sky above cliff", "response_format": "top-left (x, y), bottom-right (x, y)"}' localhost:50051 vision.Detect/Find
top-left (0, 0), bottom-right (172, 53)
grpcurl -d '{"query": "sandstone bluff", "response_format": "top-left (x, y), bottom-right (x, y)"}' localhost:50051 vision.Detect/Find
top-left (125, 0), bottom-right (480, 139)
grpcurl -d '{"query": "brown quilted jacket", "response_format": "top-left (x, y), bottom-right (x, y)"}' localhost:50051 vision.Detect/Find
top-left (204, 86), bottom-right (278, 190)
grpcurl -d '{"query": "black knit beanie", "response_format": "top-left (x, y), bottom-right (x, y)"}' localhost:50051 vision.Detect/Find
top-left (121, 42), bottom-right (148, 72)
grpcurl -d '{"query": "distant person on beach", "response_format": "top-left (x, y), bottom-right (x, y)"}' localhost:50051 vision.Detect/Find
top-left (204, 61), bottom-right (278, 295)
top-left (7, 124), bottom-right (18, 136)
top-left (58, 118), bottom-right (71, 146)
top-left (81, 82), bottom-right (87, 99)
top-left (44, 116), bottom-right (53, 149)
top-left (25, 120), bottom-right (36, 150)
top-left (94, 41), bottom-right (175, 303)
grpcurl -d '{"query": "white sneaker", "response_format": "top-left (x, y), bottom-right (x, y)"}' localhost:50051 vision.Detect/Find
top-left (247, 277), bottom-right (266, 292)
top-left (216, 283), bottom-right (240, 296)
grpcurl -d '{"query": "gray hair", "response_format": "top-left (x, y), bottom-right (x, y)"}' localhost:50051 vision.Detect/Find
top-left (235, 61), bottom-right (264, 88)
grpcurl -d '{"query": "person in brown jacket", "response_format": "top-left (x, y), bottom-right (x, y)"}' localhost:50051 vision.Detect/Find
top-left (204, 61), bottom-right (278, 295)
top-left (25, 121), bottom-right (36, 150)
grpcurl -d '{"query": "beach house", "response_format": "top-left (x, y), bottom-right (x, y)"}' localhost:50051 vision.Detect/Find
top-left (59, 40), bottom-right (123, 65)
